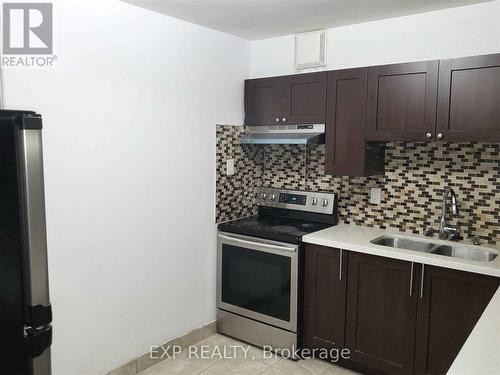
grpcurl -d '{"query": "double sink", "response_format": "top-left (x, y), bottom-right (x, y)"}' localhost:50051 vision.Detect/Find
top-left (371, 235), bottom-right (498, 262)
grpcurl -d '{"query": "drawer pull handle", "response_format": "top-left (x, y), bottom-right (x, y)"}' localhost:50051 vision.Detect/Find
top-left (409, 262), bottom-right (414, 296)
top-left (339, 249), bottom-right (343, 281)
top-left (420, 265), bottom-right (425, 298)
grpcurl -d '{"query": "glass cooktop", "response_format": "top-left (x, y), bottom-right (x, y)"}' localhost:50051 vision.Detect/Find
top-left (218, 215), bottom-right (333, 244)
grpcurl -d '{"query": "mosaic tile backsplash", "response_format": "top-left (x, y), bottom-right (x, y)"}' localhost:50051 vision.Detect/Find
top-left (216, 125), bottom-right (261, 223)
top-left (216, 125), bottom-right (500, 245)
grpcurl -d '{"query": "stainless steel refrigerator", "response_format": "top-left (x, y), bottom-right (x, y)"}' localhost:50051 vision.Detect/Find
top-left (0, 110), bottom-right (52, 375)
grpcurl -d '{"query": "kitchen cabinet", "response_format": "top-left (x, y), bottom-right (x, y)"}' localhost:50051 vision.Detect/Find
top-left (303, 245), bottom-right (347, 352)
top-left (414, 265), bottom-right (499, 375)
top-left (245, 53), bottom-right (499, 142)
top-left (345, 252), bottom-right (418, 375)
top-left (244, 72), bottom-right (326, 126)
top-left (282, 72), bottom-right (327, 124)
top-left (366, 61), bottom-right (439, 142)
top-left (325, 68), bottom-right (384, 177)
top-left (244, 77), bottom-right (283, 126)
top-left (366, 55), bottom-right (500, 143)
top-left (437, 53), bottom-right (500, 142)
top-left (302, 247), bottom-right (499, 375)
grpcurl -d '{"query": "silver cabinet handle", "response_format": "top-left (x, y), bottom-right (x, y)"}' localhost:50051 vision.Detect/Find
top-left (420, 264), bottom-right (425, 298)
top-left (275, 118), bottom-right (280, 123)
top-left (409, 262), bottom-right (414, 296)
top-left (282, 117), bottom-right (287, 122)
top-left (437, 133), bottom-right (443, 140)
top-left (218, 234), bottom-right (297, 253)
top-left (339, 249), bottom-right (343, 281)
top-left (426, 133), bottom-right (432, 139)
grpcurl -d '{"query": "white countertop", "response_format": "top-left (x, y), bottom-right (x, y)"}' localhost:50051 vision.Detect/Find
top-left (302, 224), bottom-right (500, 277)
top-left (303, 224), bottom-right (500, 375)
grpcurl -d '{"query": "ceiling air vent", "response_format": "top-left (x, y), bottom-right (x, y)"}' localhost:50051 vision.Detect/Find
top-left (294, 30), bottom-right (327, 72)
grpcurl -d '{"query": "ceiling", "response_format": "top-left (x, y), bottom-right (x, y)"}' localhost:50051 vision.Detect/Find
top-left (122, 0), bottom-right (492, 40)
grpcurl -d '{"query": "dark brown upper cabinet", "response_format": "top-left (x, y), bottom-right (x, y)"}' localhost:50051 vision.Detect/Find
top-left (244, 77), bottom-right (283, 126)
top-left (437, 53), bottom-right (500, 142)
top-left (366, 61), bottom-right (439, 142)
top-left (325, 68), bottom-right (384, 177)
top-left (303, 245), bottom-right (347, 353)
top-left (414, 265), bottom-right (499, 375)
top-left (282, 72), bottom-right (327, 124)
top-left (244, 72), bottom-right (326, 126)
top-left (346, 252), bottom-right (418, 375)
top-left (245, 53), bottom-right (499, 143)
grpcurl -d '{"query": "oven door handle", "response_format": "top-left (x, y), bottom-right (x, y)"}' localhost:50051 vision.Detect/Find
top-left (218, 234), bottom-right (297, 253)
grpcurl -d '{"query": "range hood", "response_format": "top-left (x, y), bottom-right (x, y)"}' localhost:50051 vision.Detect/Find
top-left (240, 124), bottom-right (325, 145)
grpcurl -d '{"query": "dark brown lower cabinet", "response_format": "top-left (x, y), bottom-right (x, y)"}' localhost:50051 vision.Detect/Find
top-left (345, 253), bottom-right (418, 375)
top-left (303, 245), bottom-right (347, 351)
top-left (302, 249), bottom-right (499, 375)
top-left (414, 265), bottom-right (499, 375)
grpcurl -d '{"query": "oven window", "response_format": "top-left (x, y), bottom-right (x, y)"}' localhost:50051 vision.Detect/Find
top-left (221, 244), bottom-right (291, 322)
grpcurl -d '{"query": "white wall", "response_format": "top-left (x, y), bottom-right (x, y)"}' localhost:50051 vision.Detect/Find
top-left (250, 0), bottom-right (500, 77)
top-left (2, 1), bottom-right (249, 374)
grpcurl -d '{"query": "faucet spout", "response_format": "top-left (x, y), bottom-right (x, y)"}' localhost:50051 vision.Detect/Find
top-left (438, 187), bottom-right (460, 240)
top-left (450, 191), bottom-right (459, 215)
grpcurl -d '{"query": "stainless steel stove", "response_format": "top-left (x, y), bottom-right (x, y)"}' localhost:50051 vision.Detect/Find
top-left (217, 187), bottom-right (338, 354)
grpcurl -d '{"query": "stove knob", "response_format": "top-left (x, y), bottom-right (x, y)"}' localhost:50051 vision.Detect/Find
top-left (311, 198), bottom-right (318, 206)
top-left (260, 193), bottom-right (267, 200)
top-left (322, 199), bottom-right (329, 207)
top-left (270, 194), bottom-right (276, 201)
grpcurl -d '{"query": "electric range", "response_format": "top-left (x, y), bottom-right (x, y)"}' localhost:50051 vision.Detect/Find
top-left (216, 187), bottom-right (338, 355)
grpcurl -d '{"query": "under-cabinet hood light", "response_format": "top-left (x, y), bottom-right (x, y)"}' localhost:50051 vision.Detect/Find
top-left (240, 124), bottom-right (325, 145)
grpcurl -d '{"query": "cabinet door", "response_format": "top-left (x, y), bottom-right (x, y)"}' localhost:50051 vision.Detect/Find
top-left (244, 77), bottom-right (283, 125)
top-left (346, 253), bottom-right (418, 375)
top-left (366, 61), bottom-right (439, 142)
top-left (303, 245), bottom-right (347, 351)
top-left (437, 54), bottom-right (500, 142)
top-left (325, 68), bottom-right (385, 177)
top-left (415, 265), bottom-right (499, 375)
top-left (282, 72), bottom-right (327, 124)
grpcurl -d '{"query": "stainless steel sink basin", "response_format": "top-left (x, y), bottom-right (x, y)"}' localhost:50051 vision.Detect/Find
top-left (370, 235), bottom-right (498, 262)
top-left (370, 236), bottom-right (436, 253)
top-left (432, 245), bottom-right (498, 262)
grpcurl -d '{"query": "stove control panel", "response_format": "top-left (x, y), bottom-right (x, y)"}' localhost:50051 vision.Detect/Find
top-left (256, 187), bottom-right (336, 215)
top-left (279, 192), bottom-right (307, 206)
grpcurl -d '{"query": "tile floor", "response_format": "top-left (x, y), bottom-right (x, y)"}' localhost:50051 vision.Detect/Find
top-left (139, 333), bottom-right (360, 375)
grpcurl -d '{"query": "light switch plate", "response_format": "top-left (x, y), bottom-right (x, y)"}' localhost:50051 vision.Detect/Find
top-left (226, 159), bottom-right (235, 176)
top-left (370, 188), bottom-right (382, 205)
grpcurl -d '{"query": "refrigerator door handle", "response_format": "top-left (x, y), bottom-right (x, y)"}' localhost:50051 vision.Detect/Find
top-left (18, 127), bottom-right (53, 373)
top-left (18, 128), bottom-right (50, 308)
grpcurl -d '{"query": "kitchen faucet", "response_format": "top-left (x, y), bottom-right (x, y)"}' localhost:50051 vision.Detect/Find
top-left (424, 187), bottom-right (461, 240)
top-left (437, 187), bottom-right (460, 240)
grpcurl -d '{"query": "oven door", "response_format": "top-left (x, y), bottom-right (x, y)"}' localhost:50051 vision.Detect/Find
top-left (217, 232), bottom-right (298, 332)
